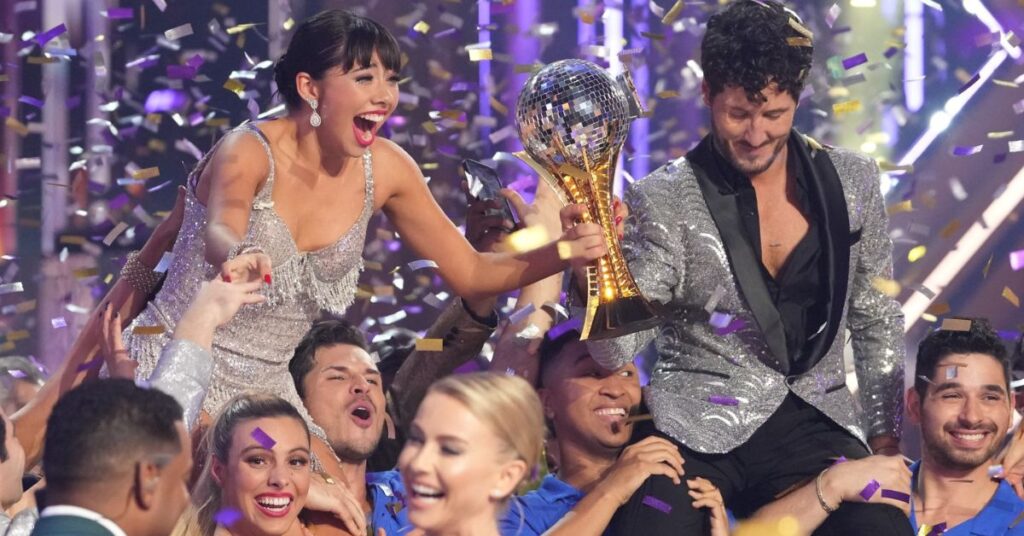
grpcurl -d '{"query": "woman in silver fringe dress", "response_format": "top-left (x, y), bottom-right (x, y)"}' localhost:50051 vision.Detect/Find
top-left (122, 11), bottom-right (604, 453)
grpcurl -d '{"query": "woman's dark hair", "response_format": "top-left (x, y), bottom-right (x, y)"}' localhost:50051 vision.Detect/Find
top-left (273, 9), bottom-right (402, 109)
top-left (700, 0), bottom-right (813, 103)
top-left (913, 318), bottom-right (1011, 401)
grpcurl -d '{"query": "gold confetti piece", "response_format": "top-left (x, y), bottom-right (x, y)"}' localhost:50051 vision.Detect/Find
top-left (832, 100), bottom-right (861, 115)
top-left (886, 200), bottom-right (913, 215)
top-left (993, 79), bottom-right (1019, 88)
top-left (104, 274), bottom-right (113, 284)
top-left (421, 162), bottom-right (439, 170)
top-left (412, 21), bottom-right (430, 34)
top-left (926, 302), bottom-right (951, 316)
top-left (1004, 287), bottom-right (1021, 308)
top-left (421, 121), bottom-right (439, 134)
top-left (133, 325), bottom-right (166, 335)
top-left (415, 338), bottom-right (443, 352)
top-left (73, 267), bottom-right (99, 279)
top-left (223, 79), bottom-right (245, 97)
top-left (921, 313), bottom-right (938, 323)
top-left (983, 254), bottom-right (993, 278)
top-left (788, 17), bottom-right (813, 39)
top-left (131, 166), bottom-right (160, 180)
top-left (787, 37), bottom-right (813, 47)
top-left (640, 31), bottom-right (665, 41)
top-left (872, 277), bottom-right (901, 297)
top-left (103, 222), bottom-right (130, 246)
top-left (508, 225), bottom-right (551, 253)
top-left (27, 56), bottom-right (58, 64)
top-left (939, 220), bottom-right (961, 238)
top-left (489, 96), bottom-right (508, 116)
top-left (283, 17), bottom-right (294, 30)
top-left (0, 342), bottom-right (13, 352)
top-left (226, 23), bottom-right (258, 35)
top-left (656, 90), bottom-right (680, 99)
top-left (877, 160), bottom-right (914, 173)
top-left (364, 260), bottom-right (383, 272)
top-left (59, 235), bottom-right (86, 245)
top-left (988, 131), bottom-right (1015, 139)
top-left (661, 0), bottom-right (685, 24)
top-left (908, 245), bottom-right (927, 263)
top-left (6, 330), bottom-right (29, 342)
top-left (468, 48), bottom-right (492, 61)
top-left (14, 300), bottom-right (36, 313)
top-left (937, 319), bottom-right (970, 332)
top-left (5, 117), bottom-right (28, 137)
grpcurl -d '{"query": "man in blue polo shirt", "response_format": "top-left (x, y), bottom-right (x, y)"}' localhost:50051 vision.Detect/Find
top-left (905, 319), bottom-right (1024, 535)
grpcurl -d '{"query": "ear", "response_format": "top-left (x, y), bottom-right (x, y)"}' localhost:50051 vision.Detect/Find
top-left (211, 456), bottom-right (226, 487)
top-left (133, 460), bottom-right (162, 510)
top-left (700, 80), bottom-right (711, 108)
top-left (906, 386), bottom-right (922, 425)
top-left (492, 458), bottom-right (528, 501)
top-left (537, 388), bottom-right (555, 420)
top-left (295, 73), bottom-right (319, 104)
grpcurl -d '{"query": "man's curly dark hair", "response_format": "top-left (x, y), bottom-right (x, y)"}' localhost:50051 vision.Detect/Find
top-left (701, 0), bottom-right (814, 103)
top-left (913, 318), bottom-right (1010, 402)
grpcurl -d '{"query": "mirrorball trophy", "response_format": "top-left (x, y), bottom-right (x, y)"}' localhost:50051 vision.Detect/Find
top-left (514, 59), bottom-right (660, 340)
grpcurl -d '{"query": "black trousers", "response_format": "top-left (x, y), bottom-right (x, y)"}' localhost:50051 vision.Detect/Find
top-left (608, 394), bottom-right (914, 536)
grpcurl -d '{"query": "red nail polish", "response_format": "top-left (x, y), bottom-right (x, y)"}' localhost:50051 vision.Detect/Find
top-left (616, 216), bottom-right (623, 224)
top-left (264, 274), bottom-right (272, 285)
top-left (224, 275), bottom-right (231, 283)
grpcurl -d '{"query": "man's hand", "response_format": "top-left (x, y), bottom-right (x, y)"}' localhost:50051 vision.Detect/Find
top-left (593, 436), bottom-right (686, 506)
top-left (998, 426), bottom-right (1024, 498)
top-left (821, 455), bottom-right (912, 516)
top-left (100, 304), bottom-right (138, 380)
top-left (305, 473), bottom-right (367, 536)
top-left (688, 477), bottom-right (729, 536)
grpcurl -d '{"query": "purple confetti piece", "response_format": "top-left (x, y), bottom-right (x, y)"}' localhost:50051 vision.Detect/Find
top-left (927, 522), bottom-right (947, 535)
top-left (884, 46), bottom-right (899, 59)
top-left (166, 65), bottom-right (196, 80)
top-left (18, 96), bottom-right (43, 109)
top-left (1010, 250), bottom-right (1024, 271)
top-left (76, 358), bottom-right (102, 372)
top-left (714, 318), bottom-right (746, 336)
top-left (250, 427), bottom-right (276, 450)
top-left (945, 365), bottom-right (957, 379)
top-left (213, 507), bottom-right (242, 526)
top-left (547, 317), bottom-right (582, 340)
top-left (988, 464), bottom-right (1004, 478)
top-left (34, 23), bottom-right (67, 46)
top-left (144, 89), bottom-right (187, 113)
top-left (641, 495), bottom-right (672, 514)
top-left (832, 456), bottom-right (848, 465)
top-left (104, 7), bottom-right (133, 19)
top-left (957, 73), bottom-right (980, 94)
top-left (859, 479), bottom-right (880, 501)
top-left (7, 370), bottom-right (27, 379)
top-left (952, 145), bottom-right (983, 156)
top-left (842, 52), bottom-right (868, 70)
top-left (709, 312), bottom-right (733, 329)
top-left (880, 489), bottom-right (910, 503)
top-left (186, 54), bottom-right (205, 69)
top-left (708, 395), bottom-right (740, 407)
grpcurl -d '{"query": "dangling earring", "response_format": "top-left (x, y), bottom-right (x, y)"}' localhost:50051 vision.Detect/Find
top-left (307, 98), bottom-right (321, 128)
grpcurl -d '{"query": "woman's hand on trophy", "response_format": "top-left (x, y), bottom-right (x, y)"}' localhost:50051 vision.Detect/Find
top-left (613, 196), bottom-right (629, 239)
top-left (558, 204), bottom-right (608, 269)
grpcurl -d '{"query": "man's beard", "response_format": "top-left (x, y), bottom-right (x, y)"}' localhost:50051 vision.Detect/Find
top-left (924, 424), bottom-right (1001, 472)
top-left (333, 438), bottom-right (378, 463)
top-left (711, 126), bottom-right (787, 176)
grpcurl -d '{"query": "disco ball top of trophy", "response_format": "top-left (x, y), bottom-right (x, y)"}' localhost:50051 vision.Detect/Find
top-left (514, 59), bottom-right (630, 173)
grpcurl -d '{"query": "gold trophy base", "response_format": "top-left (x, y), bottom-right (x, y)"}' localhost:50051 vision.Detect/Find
top-left (583, 295), bottom-right (662, 341)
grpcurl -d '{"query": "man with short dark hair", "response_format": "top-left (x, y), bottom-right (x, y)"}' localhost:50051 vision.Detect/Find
top-left (579, 1), bottom-right (908, 533)
top-left (30, 379), bottom-right (191, 536)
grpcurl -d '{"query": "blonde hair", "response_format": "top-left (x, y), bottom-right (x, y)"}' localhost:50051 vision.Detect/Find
top-left (173, 393), bottom-right (309, 536)
top-left (427, 372), bottom-right (544, 488)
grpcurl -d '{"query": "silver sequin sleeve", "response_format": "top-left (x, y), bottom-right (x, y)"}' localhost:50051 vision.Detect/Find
top-left (587, 169), bottom-right (682, 370)
top-left (845, 156), bottom-right (905, 441)
top-left (148, 338), bottom-right (214, 430)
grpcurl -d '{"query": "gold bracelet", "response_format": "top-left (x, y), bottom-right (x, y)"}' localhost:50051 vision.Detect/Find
top-left (120, 251), bottom-right (165, 296)
top-left (815, 467), bottom-right (839, 514)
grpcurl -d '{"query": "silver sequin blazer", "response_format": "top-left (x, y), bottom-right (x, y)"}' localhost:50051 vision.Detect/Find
top-left (588, 139), bottom-right (905, 454)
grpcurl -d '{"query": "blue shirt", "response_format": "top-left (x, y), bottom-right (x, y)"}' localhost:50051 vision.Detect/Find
top-left (499, 475), bottom-right (585, 536)
top-left (910, 461), bottom-right (1024, 535)
top-left (366, 470), bottom-right (411, 534)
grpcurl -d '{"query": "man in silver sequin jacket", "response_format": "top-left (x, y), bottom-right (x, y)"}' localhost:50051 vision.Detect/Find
top-left (580, 2), bottom-right (911, 534)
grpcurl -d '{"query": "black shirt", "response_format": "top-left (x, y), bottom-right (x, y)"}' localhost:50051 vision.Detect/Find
top-left (709, 136), bottom-right (829, 375)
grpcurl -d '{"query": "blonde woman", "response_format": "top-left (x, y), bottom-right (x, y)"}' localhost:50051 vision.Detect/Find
top-left (398, 373), bottom-right (545, 536)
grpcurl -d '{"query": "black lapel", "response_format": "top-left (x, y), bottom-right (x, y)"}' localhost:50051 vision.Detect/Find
top-left (789, 130), bottom-right (850, 365)
top-left (686, 138), bottom-right (789, 374)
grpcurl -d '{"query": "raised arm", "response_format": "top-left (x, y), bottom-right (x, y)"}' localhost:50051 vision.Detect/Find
top-left (195, 131), bottom-right (272, 283)
top-left (846, 156), bottom-right (905, 454)
top-left (376, 139), bottom-right (605, 303)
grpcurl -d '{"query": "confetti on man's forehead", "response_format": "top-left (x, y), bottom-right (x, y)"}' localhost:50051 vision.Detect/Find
top-left (251, 427), bottom-right (276, 450)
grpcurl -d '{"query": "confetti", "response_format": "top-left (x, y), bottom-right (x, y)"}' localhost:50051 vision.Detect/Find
top-left (952, 145), bottom-right (983, 156)
top-left (415, 338), bottom-right (443, 352)
top-left (1009, 140), bottom-right (1023, 153)
top-left (131, 167), bottom-right (160, 180)
top-left (714, 317), bottom-right (746, 336)
top-left (213, 507), bottom-right (242, 527)
top-left (708, 394), bottom-right (740, 406)
top-left (886, 200), bottom-right (913, 215)
top-left (0, 282), bottom-right (24, 295)
top-left (945, 365), bottom-right (958, 379)
top-left (76, 359), bottom-right (102, 372)
top-left (908, 245), bottom-right (926, 263)
top-left (407, 259), bottom-right (438, 271)
top-left (103, 222), bottom-right (130, 246)
top-left (709, 312), bottom-right (733, 329)
top-left (661, 0), bottom-right (685, 25)
top-left (250, 427), bottom-right (276, 450)
top-left (1003, 287), bottom-right (1020, 308)
top-left (957, 73), bottom-right (980, 94)
top-left (412, 21), bottom-right (430, 34)
top-left (641, 495), bottom-right (673, 514)
top-left (703, 285), bottom-right (727, 314)
top-left (164, 23), bottom-right (194, 41)
top-left (51, 317), bottom-right (67, 329)
top-left (940, 318), bottom-right (972, 332)
top-left (1011, 250), bottom-right (1024, 271)
top-left (859, 479), bottom-right (880, 501)
top-left (547, 317), bottom-right (583, 340)
top-left (380, 310), bottom-right (408, 325)
top-left (787, 37), bottom-right (813, 47)
top-left (825, 4), bottom-right (841, 28)
top-left (103, 7), bottom-right (133, 19)
top-left (468, 48), bottom-right (492, 62)
top-left (841, 53), bottom-right (868, 70)
top-left (988, 464), bottom-right (1004, 478)
top-left (880, 489), bottom-right (910, 503)
top-left (34, 23), bottom-right (67, 46)
top-left (132, 325), bottom-right (166, 335)
top-left (832, 100), bottom-right (861, 115)
top-left (508, 303), bottom-right (537, 325)
top-left (226, 23), bottom-right (259, 35)
top-left (787, 18), bottom-right (813, 39)
top-left (927, 522), bottom-right (947, 535)
top-left (154, 252), bottom-right (175, 273)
